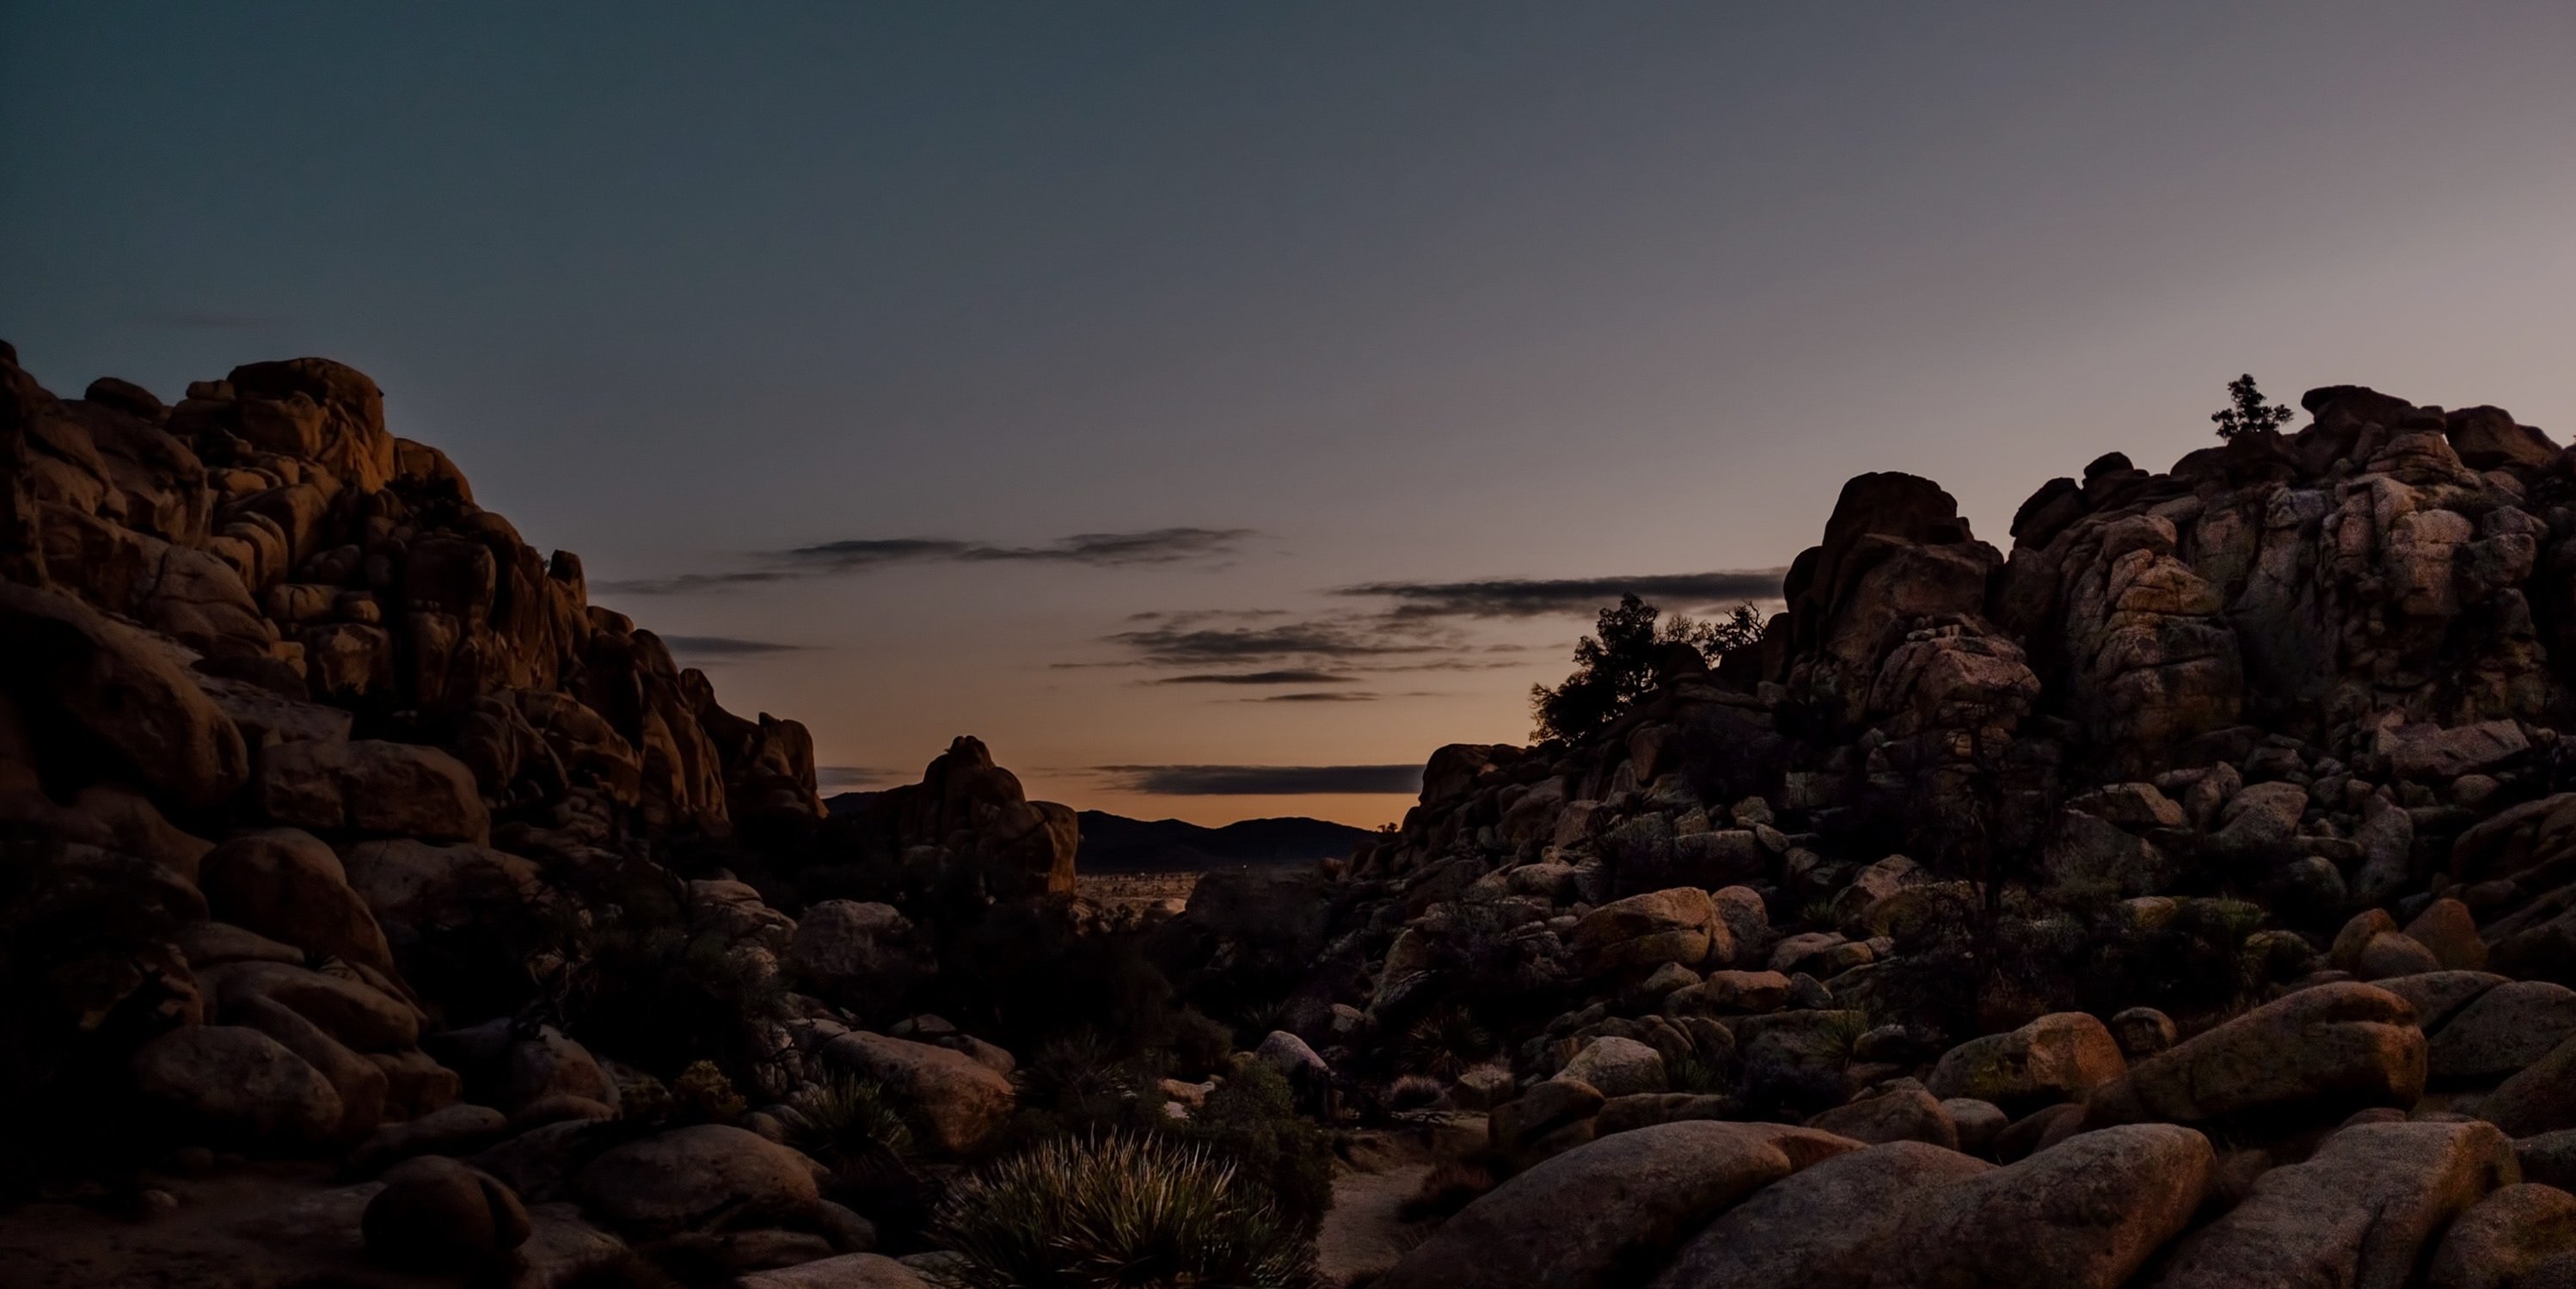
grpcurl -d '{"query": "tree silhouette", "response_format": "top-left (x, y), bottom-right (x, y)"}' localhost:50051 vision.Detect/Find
top-left (1529, 595), bottom-right (1762, 744)
top-left (2210, 373), bottom-right (2295, 440)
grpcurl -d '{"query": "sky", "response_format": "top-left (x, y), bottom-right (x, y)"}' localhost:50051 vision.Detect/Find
top-left (5, 3), bottom-right (2574, 827)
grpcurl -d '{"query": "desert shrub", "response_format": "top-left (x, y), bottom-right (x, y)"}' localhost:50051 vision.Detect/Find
top-left (1163, 1059), bottom-right (1336, 1235)
top-left (1400, 1007), bottom-right (1494, 1079)
top-left (671, 1060), bottom-right (745, 1124)
top-left (1385, 1073), bottom-right (1446, 1111)
top-left (558, 893), bottom-right (787, 1082)
top-left (932, 1132), bottom-right (1319, 1289)
top-left (794, 1074), bottom-right (916, 1165)
top-left (1663, 1049), bottom-right (1732, 1096)
top-left (2081, 897), bottom-right (2272, 1020)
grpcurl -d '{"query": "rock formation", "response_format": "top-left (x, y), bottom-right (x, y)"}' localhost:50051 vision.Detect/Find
top-left (16, 341), bottom-right (2576, 1288)
top-left (0, 345), bottom-right (1076, 1286)
top-left (1156, 384), bottom-right (2576, 1286)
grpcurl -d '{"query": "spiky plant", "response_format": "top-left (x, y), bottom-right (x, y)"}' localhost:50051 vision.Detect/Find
top-left (793, 1074), bottom-right (915, 1163)
top-left (931, 1132), bottom-right (1320, 1289)
top-left (1400, 1008), bottom-right (1493, 1079)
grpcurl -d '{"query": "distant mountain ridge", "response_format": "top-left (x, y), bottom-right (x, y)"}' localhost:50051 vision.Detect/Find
top-left (1074, 811), bottom-right (1377, 874)
top-left (822, 794), bottom-right (1376, 874)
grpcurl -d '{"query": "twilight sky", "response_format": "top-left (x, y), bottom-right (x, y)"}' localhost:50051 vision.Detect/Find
top-left (6, 3), bottom-right (2574, 826)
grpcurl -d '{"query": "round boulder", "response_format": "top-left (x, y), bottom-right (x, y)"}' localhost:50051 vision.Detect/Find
top-left (364, 1155), bottom-right (531, 1271)
top-left (577, 1124), bottom-right (820, 1233)
top-left (132, 1024), bottom-right (341, 1147)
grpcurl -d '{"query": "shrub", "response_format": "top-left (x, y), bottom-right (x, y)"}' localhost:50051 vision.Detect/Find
top-left (671, 1060), bottom-right (745, 1124)
top-left (794, 1074), bottom-right (916, 1165)
top-left (1530, 595), bottom-right (1763, 745)
top-left (1386, 1073), bottom-right (1446, 1111)
top-left (1401, 1008), bottom-right (1493, 1079)
top-left (932, 1132), bottom-right (1319, 1289)
top-left (1165, 1059), bottom-right (1336, 1235)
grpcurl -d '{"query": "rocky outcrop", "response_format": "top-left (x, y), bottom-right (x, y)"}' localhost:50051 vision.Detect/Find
top-left (1226, 383), bottom-right (2576, 1287)
top-left (0, 347), bottom-right (1082, 1288)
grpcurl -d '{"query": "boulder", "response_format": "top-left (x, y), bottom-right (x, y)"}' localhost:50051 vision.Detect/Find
top-left (2425, 1183), bottom-right (2576, 1289)
top-left (257, 739), bottom-right (490, 843)
top-left (1928, 1012), bottom-right (2125, 1112)
top-left (576, 1124), bottom-right (820, 1234)
top-left (1570, 887), bottom-right (1721, 973)
top-left (2516, 1131), bottom-right (2576, 1191)
top-left (819, 1032), bottom-right (1015, 1154)
top-left (2378, 720), bottom-right (2530, 783)
top-left (1647, 1139), bottom-right (1995, 1288)
top-left (1806, 1088), bottom-right (1958, 1150)
top-left (2110, 1006), bottom-right (2178, 1058)
top-left (226, 991), bottom-right (389, 1143)
top-left (738, 1253), bottom-right (930, 1288)
top-left (2476, 1034), bottom-right (2576, 1136)
top-left (364, 1155), bottom-right (532, 1272)
top-left (1653, 1125), bottom-right (2210, 1289)
top-left (2085, 983), bottom-right (2426, 1128)
top-left (131, 1024), bottom-right (341, 1147)
top-left (198, 828), bottom-right (395, 971)
top-left (353, 1102), bottom-right (510, 1173)
top-left (202, 959), bottom-right (419, 1052)
top-left (1490, 1078), bottom-right (1604, 1154)
top-left (788, 899), bottom-right (915, 993)
top-left (1559, 1036), bottom-right (1667, 1098)
top-left (1944, 1097), bottom-right (2009, 1155)
top-left (340, 838), bottom-right (543, 943)
top-left (2149, 1120), bottom-right (2517, 1289)
top-left (0, 580), bottom-right (248, 807)
top-left (1897, 1124), bottom-right (2212, 1288)
top-left (2377, 971), bottom-right (2509, 1032)
top-left (2407, 898), bottom-right (2491, 972)
top-left (1374, 1120), bottom-right (1858, 1289)
top-left (2428, 981), bottom-right (2576, 1087)
top-left (1672, 969), bottom-right (1792, 1014)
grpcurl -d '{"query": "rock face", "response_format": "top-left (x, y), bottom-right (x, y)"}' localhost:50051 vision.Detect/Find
top-left (575, 1125), bottom-right (820, 1234)
top-left (2150, 1120), bottom-right (2518, 1289)
top-left (1180, 382), bottom-right (2576, 1289)
top-left (32, 350), bottom-right (2576, 1286)
top-left (0, 347), bottom-right (1101, 1289)
top-left (1374, 1120), bottom-right (1858, 1289)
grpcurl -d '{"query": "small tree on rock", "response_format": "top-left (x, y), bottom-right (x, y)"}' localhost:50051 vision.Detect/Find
top-left (1530, 595), bottom-right (1762, 745)
top-left (2211, 373), bottom-right (2295, 440)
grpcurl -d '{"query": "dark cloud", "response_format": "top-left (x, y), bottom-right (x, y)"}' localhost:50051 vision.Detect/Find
top-left (1337, 569), bottom-right (1789, 618)
top-left (1098, 764), bottom-right (1423, 795)
top-left (1154, 669), bottom-right (1356, 685)
top-left (1248, 691), bottom-right (1378, 703)
top-left (784, 537), bottom-right (972, 568)
top-left (816, 765), bottom-right (899, 790)
top-left (594, 570), bottom-right (798, 595)
top-left (599, 528), bottom-right (1257, 595)
top-left (659, 635), bottom-right (807, 656)
top-left (960, 528), bottom-right (1255, 566)
top-left (1104, 619), bottom-right (1451, 666)
top-left (789, 527), bottom-right (1252, 569)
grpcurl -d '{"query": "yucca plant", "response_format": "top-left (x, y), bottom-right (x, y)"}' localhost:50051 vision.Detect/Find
top-left (1400, 1007), bottom-right (1493, 1079)
top-left (793, 1074), bottom-right (915, 1164)
top-left (930, 1132), bottom-right (1320, 1289)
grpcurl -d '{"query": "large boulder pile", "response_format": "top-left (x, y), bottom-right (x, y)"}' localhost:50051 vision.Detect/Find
top-left (1182, 385), bottom-right (2576, 1286)
top-left (0, 345), bottom-right (1076, 1287)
